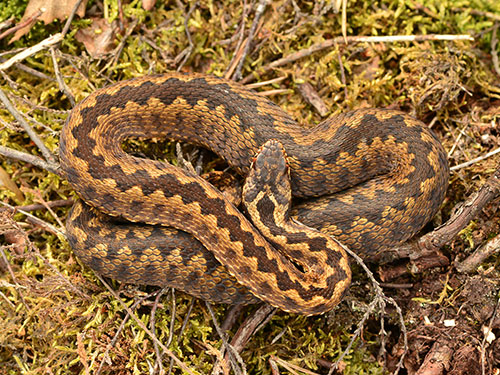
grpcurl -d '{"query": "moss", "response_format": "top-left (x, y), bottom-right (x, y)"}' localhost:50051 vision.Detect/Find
top-left (0, 0), bottom-right (29, 22)
top-left (1, 0), bottom-right (500, 373)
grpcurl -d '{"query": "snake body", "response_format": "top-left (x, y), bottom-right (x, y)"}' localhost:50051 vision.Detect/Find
top-left (60, 72), bottom-right (449, 315)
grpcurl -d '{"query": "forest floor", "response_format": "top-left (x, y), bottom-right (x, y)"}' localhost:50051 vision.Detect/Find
top-left (0, 0), bottom-right (499, 374)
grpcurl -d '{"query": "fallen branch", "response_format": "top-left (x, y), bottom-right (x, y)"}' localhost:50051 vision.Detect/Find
top-left (455, 233), bottom-right (500, 273)
top-left (297, 82), bottom-right (328, 116)
top-left (232, 0), bottom-right (269, 81)
top-left (420, 166), bottom-right (500, 254)
top-left (387, 165), bottom-right (500, 273)
top-left (0, 145), bottom-right (61, 176)
top-left (0, 33), bottom-right (63, 71)
top-left (227, 304), bottom-right (275, 354)
top-left (0, 90), bottom-right (58, 165)
top-left (450, 146), bottom-right (500, 171)
top-left (241, 34), bottom-right (474, 84)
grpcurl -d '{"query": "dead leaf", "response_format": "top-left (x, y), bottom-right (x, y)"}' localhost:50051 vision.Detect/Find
top-left (0, 208), bottom-right (27, 255)
top-left (0, 165), bottom-right (24, 203)
top-left (75, 18), bottom-right (118, 59)
top-left (11, 0), bottom-right (88, 42)
top-left (142, 0), bottom-right (157, 11)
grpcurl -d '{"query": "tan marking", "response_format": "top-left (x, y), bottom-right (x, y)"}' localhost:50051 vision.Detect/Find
top-left (94, 243), bottom-right (108, 258)
top-left (132, 227), bottom-right (153, 239)
top-left (97, 226), bottom-right (111, 238)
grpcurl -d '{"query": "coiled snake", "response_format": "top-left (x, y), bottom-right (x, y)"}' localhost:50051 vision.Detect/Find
top-left (60, 72), bottom-right (449, 315)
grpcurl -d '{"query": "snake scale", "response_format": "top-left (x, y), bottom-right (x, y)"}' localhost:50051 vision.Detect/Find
top-left (59, 72), bottom-right (449, 315)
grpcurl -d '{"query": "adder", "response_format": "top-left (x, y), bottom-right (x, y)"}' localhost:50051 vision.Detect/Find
top-left (59, 72), bottom-right (449, 315)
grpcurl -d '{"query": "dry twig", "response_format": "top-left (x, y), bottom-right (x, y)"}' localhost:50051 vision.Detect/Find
top-left (0, 146), bottom-right (61, 175)
top-left (327, 242), bottom-right (408, 375)
top-left (212, 304), bottom-right (275, 374)
top-left (335, 42), bottom-right (348, 99)
top-left (419, 166), bottom-right (500, 255)
top-left (0, 89), bottom-right (58, 165)
top-left (414, 340), bottom-right (453, 375)
top-left (0, 243), bottom-right (30, 311)
top-left (206, 303), bottom-right (246, 375)
top-left (175, 1), bottom-right (198, 71)
top-left (16, 199), bottom-right (73, 212)
top-left (241, 34), bottom-right (474, 84)
top-left (96, 290), bottom-right (160, 375)
top-left (0, 201), bottom-right (63, 236)
top-left (455, 234), bottom-right (500, 273)
top-left (167, 299), bottom-right (195, 375)
top-left (490, 23), bottom-right (500, 77)
top-left (227, 304), bottom-right (276, 354)
top-left (452, 8), bottom-right (500, 22)
top-left (232, 0), bottom-right (269, 81)
top-left (0, 33), bottom-right (63, 71)
top-left (150, 287), bottom-right (168, 375)
top-left (224, 0), bottom-right (249, 79)
top-left (1, 208), bottom-right (88, 300)
top-left (0, 17), bottom-right (14, 33)
top-left (271, 355), bottom-right (320, 375)
top-left (0, 9), bottom-right (43, 41)
top-left (297, 82), bottom-right (328, 116)
top-left (245, 76), bottom-right (286, 89)
top-left (220, 304), bottom-right (246, 333)
top-left (50, 47), bottom-right (76, 107)
top-left (61, 0), bottom-right (85, 37)
top-left (101, 18), bottom-right (139, 74)
top-left (385, 165), bottom-right (500, 277)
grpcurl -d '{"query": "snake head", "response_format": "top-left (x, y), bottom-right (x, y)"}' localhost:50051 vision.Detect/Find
top-left (250, 139), bottom-right (289, 184)
top-left (243, 139), bottom-right (291, 205)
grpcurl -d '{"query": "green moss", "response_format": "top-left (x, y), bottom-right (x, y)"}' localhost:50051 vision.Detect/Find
top-left (0, 0), bottom-right (29, 22)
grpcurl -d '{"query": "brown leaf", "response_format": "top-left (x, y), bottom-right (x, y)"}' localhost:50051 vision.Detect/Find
top-left (0, 165), bottom-right (24, 203)
top-left (11, 0), bottom-right (88, 42)
top-left (142, 0), bottom-right (157, 11)
top-left (75, 18), bottom-right (118, 59)
top-left (0, 208), bottom-right (27, 255)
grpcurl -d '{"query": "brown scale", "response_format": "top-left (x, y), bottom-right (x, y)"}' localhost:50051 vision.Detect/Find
top-left (60, 72), bottom-right (448, 315)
